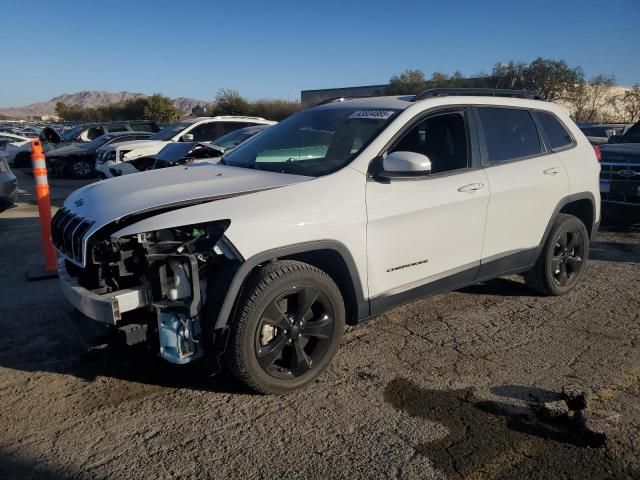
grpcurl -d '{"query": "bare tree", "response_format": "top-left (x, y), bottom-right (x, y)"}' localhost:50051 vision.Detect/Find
top-left (619, 84), bottom-right (640, 123)
top-left (569, 75), bottom-right (616, 122)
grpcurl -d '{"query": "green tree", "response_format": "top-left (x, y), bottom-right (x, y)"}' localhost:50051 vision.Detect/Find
top-left (143, 94), bottom-right (180, 122)
top-left (250, 99), bottom-right (301, 121)
top-left (520, 58), bottom-right (584, 101)
top-left (387, 69), bottom-right (428, 95)
top-left (213, 89), bottom-right (251, 116)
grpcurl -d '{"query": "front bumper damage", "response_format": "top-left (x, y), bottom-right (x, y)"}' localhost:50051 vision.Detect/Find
top-left (58, 258), bottom-right (149, 325)
top-left (58, 254), bottom-right (206, 365)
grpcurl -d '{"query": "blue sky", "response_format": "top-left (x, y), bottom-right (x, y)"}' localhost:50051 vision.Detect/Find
top-left (1, 0), bottom-right (638, 107)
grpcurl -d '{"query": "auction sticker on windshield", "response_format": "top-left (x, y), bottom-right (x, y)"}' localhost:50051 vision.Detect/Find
top-left (348, 110), bottom-right (396, 120)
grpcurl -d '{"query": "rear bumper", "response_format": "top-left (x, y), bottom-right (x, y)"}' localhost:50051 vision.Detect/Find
top-left (58, 258), bottom-right (150, 325)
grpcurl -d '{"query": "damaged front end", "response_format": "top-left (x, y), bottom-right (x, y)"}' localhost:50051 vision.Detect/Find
top-left (58, 214), bottom-right (240, 366)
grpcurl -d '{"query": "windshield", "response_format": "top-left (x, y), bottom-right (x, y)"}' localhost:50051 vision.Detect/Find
top-left (212, 126), bottom-right (269, 150)
top-left (223, 108), bottom-right (398, 176)
top-left (81, 135), bottom-right (113, 150)
top-left (61, 125), bottom-right (84, 142)
top-left (149, 122), bottom-right (191, 141)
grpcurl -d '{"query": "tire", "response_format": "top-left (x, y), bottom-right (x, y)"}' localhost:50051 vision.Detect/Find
top-left (68, 159), bottom-right (94, 179)
top-left (14, 151), bottom-right (32, 168)
top-left (525, 214), bottom-right (589, 296)
top-left (227, 260), bottom-right (345, 394)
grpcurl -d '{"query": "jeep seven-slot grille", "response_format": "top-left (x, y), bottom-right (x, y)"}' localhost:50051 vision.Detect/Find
top-left (51, 208), bottom-right (94, 263)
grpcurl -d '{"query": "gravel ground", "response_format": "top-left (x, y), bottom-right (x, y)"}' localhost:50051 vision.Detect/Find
top-left (0, 170), bottom-right (639, 479)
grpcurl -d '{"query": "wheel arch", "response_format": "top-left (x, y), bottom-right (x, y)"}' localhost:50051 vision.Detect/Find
top-left (532, 192), bottom-right (597, 264)
top-left (213, 240), bottom-right (368, 330)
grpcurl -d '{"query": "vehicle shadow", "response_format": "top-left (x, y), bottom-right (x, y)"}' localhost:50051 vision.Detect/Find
top-left (458, 277), bottom-right (540, 297)
top-left (384, 378), bottom-right (632, 479)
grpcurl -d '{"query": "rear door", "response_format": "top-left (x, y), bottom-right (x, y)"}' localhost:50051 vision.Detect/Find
top-left (474, 106), bottom-right (569, 273)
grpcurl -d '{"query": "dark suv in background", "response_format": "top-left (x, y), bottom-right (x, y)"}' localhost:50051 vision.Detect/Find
top-left (599, 120), bottom-right (640, 224)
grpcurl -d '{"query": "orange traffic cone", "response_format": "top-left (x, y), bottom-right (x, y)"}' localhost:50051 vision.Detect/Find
top-left (26, 139), bottom-right (58, 280)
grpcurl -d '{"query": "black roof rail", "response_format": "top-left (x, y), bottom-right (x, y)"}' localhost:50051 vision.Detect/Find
top-left (414, 88), bottom-right (545, 101)
top-left (314, 96), bottom-right (365, 107)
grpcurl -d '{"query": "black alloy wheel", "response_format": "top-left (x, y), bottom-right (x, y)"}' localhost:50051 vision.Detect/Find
top-left (255, 286), bottom-right (335, 379)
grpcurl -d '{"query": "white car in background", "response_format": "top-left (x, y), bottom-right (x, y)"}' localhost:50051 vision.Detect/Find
top-left (0, 132), bottom-right (33, 165)
top-left (95, 116), bottom-right (276, 178)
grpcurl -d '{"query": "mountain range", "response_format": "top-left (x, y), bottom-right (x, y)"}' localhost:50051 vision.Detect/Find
top-left (0, 91), bottom-right (209, 119)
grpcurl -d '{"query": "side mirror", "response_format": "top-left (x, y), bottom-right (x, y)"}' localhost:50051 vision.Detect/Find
top-left (379, 151), bottom-right (432, 179)
top-left (181, 133), bottom-right (194, 142)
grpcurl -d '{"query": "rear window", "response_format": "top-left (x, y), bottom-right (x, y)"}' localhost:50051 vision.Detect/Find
top-left (537, 112), bottom-right (573, 150)
top-left (477, 107), bottom-right (542, 163)
top-left (621, 122), bottom-right (640, 143)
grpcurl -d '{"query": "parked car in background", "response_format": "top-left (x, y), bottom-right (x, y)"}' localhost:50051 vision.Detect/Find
top-left (12, 120), bottom-right (160, 167)
top-left (0, 150), bottom-right (18, 212)
top-left (46, 131), bottom-right (153, 179)
top-left (95, 116), bottom-right (275, 178)
top-left (0, 132), bottom-right (33, 165)
top-left (140, 124), bottom-right (272, 173)
top-left (578, 123), bottom-right (627, 145)
top-left (55, 89), bottom-right (600, 394)
top-left (599, 120), bottom-right (640, 225)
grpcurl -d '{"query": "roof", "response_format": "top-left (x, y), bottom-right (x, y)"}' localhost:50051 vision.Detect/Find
top-left (311, 93), bottom-right (564, 116)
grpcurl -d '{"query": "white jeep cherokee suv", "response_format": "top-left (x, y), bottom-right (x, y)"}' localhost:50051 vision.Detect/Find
top-left (54, 89), bottom-right (600, 394)
top-left (95, 116), bottom-right (275, 178)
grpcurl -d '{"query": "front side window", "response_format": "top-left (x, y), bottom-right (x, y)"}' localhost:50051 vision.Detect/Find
top-left (536, 111), bottom-right (573, 150)
top-left (477, 107), bottom-right (542, 162)
top-left (223, 107), bottom-right (399, 176)
top-left (188, 122), bottom-right (220, 142)
top-left (390, 111), bottom-right (469, 174)
top-left (85, 126), bottom-right (105, 140)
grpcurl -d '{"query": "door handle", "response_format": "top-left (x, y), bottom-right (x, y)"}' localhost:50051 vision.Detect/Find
top-left (543, 167), bottom-right (561, 176)
top-left (458, 183), bottom-right (485, 193)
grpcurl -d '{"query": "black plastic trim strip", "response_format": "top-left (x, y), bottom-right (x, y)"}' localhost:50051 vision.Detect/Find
top-left (214, 240), bottom-right (368, 330)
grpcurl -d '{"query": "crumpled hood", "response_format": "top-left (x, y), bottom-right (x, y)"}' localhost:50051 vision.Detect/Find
top-left (64, 163), bottom-right (311, 230)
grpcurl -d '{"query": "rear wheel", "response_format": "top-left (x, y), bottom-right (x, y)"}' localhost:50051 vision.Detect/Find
top-left (227, 260), bottom-right (345, 394)
top-left (525, 214), bottom-right (589, 295)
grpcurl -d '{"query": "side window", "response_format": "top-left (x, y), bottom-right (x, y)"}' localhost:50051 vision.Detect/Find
top-left (390, 111), bottom-right (469, 174)
top-left (107, 124), bottom-right (128, 133)
top-left (477, 107), bottom-right (542, 162)
top-left (188, 122), bottom-right (220, 142)
top-left (223, 122), bottom-right (254, 135)
top-left (85, 126), bottom-right (104, 140)
top-left (131, 123), bottom-right (154, 132)
top-left (536, 111), bottom-right (573, 150)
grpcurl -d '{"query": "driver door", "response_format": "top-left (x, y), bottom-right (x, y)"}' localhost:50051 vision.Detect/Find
top-left (365, 108), bottom-right (489, 308)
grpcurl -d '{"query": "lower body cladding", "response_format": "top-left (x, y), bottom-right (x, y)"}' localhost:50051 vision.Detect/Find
top-left (58, 255), bottom-right (207, 365)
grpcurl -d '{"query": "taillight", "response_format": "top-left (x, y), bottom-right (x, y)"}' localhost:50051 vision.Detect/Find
top-left (593, 145), bottom-right (602, 161)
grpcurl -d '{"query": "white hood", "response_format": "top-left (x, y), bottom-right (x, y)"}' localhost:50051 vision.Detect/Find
top-left (65, 164), bottom-right (310, 229)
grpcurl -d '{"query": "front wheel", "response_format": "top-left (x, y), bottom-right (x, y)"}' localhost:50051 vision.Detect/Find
top-left (525, 213), bottom-right (590, 296)
top-left (227, 260), bottom-right (345, 394)
top-left (68, 159), bottom-right (94, 179)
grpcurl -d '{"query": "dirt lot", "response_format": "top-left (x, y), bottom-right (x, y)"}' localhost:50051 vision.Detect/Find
top-left (1, 169), bottom-right (639, 479)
